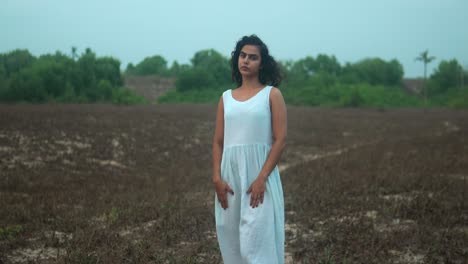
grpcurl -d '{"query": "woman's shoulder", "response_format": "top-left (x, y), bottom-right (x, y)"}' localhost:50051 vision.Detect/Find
top-left (219, 89), bottom-right (232, 102)
top-left (269, 86), bottom-right (283, 98)
top-left (221, 89), bottom-right (232, 98)
top-left (268, 86), bottom-right (286, 106)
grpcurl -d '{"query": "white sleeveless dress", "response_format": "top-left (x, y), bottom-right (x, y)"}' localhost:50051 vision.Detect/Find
top-left (215, 85), bottom-right (285, 264)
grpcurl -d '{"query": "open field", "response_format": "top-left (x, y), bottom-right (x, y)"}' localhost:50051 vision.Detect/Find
top-left (0, 104), bottom-right (467, 263)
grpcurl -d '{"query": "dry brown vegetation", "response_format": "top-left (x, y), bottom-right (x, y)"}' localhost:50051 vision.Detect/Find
top-left (0, 104), bottom-right (467, 263)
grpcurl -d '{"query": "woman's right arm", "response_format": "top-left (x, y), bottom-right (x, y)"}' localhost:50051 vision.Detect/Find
top-left (212, 95), bottom-right (224, 184)
top-left (212, 95), bottom-right (234, 209)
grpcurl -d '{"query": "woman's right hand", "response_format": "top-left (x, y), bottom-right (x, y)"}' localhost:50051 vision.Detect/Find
top-left (214, 180), bottom-right (234, 210)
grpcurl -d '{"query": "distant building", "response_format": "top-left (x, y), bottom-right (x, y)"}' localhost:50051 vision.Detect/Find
top-left (401, 78), bottom-right (425, 95)
top-left (124, 75), bottom-right (176, 103)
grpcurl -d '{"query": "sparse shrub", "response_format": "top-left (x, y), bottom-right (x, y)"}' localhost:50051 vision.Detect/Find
top-left (108, 207), bottom-right (120, 224)
top-left (340, 87), bottom-right (364, 107)
top-left (0, 225), bottom-right (23, 240)
top-left (448, 95), bottom-right (468, 109)
top-left (96, 79), bottom-right (113, 101)
top-left (112, 87), bottom-right (147, 104)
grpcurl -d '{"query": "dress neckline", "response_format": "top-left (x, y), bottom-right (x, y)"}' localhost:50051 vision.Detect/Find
top-left (230, 85), bottom-right (269, 103)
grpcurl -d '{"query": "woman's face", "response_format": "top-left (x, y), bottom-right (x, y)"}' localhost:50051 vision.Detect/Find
top-left (238, 45), bottom-right (262, 78)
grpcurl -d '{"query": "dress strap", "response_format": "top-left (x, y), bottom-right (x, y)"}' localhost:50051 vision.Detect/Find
top-left (222, 90), bottom-right (230, 107)
top-left (264, 85), bottom-right (273, 106)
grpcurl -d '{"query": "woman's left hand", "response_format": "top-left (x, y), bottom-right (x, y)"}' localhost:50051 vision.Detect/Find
top-left (247, 177), bottom-right (266, 208)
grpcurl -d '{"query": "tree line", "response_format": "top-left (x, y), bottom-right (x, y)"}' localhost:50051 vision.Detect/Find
top-left (0, 47), bottom-right (466, 107)
top-left (148, 49), bottom-right (467, 107)
top-left (0, 48), bottom-right (144, 104)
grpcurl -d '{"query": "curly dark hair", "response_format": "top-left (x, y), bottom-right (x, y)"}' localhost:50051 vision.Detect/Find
top-left (231, 35), bottom-right (282, 87)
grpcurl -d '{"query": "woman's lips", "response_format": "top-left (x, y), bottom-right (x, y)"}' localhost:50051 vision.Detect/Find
top-left (240, 66), bottom-right (249, 70)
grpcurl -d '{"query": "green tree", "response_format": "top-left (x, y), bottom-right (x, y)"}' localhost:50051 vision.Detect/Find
top-left (96, 79), bottom-right (113, 101)
top-left (463, 67), bottom-right (468, 89)
top-left (386, 59), bottom-right (404, 85)
top-left (8, 67), bottom-right (47, 102)
top-left (277, 60), bottom-right (293, 82)
top-left (415, 50), bottom-right (436, 101)
top-left (0, 47), bottom-right (126, 103)
top-left (429, 59), bottom-right (463, 95)
top-left (77, 48), bottom-right (97, 96)
top-left (39, 51), bottom-right (78, 97)
top-left (340, 62), bottom-right (360, 84)
top-left (125, 63), bottom-right (136, 75)
top-left (132, 55), bottom-right (168, 76)
top-left (176, 68), bottom-right (216, 92)
top-left (315, 54), bottom-right (341, 75)
top-left (191, 49), bottom-right (230, 86)
top-left (288, 56), bottom-right (316, 82)
top-left (7, 52), bottom-right (75, 101)
top-left (169, 62), bottom-right (191, 78)
top-left (0, 63), bottom-right (5, 79)
top-left (287, 54), bottom-right (341, 85)
top-left (0, 64), bottom-right (7, 97)
top-left (95, 57), bottom-right (122, 87)
top-left (348, 58), bottom-right (403, 86)
top-left (1, 49), bottom-right (35, 78)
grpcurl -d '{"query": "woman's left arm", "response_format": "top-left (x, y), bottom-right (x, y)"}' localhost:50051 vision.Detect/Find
top-left (247, 87), bottom-right (287, 207)
top-left (258, 87), bottom-right (287, 180)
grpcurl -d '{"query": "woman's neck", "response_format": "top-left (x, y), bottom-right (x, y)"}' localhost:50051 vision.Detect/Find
top-left (241, 76), bottom-right (263, 90)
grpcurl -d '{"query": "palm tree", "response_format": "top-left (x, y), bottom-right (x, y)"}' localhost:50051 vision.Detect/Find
top-left (461, 65), bottom-right (467, 90)
top-left (415, 50), bottom-right (436, 102)
top-left (71, 46), bottom-right (78, 60)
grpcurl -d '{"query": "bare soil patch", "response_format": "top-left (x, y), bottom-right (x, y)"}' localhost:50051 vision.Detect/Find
top-left (0, 104), bottom-right (467, 263)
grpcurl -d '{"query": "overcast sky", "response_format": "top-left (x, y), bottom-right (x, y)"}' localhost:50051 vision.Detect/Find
top-left (2, 0), bottom-right (467, 77)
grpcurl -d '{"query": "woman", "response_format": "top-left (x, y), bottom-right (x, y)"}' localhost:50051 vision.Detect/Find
top-left (212, 35), bottom-right (287, 264)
